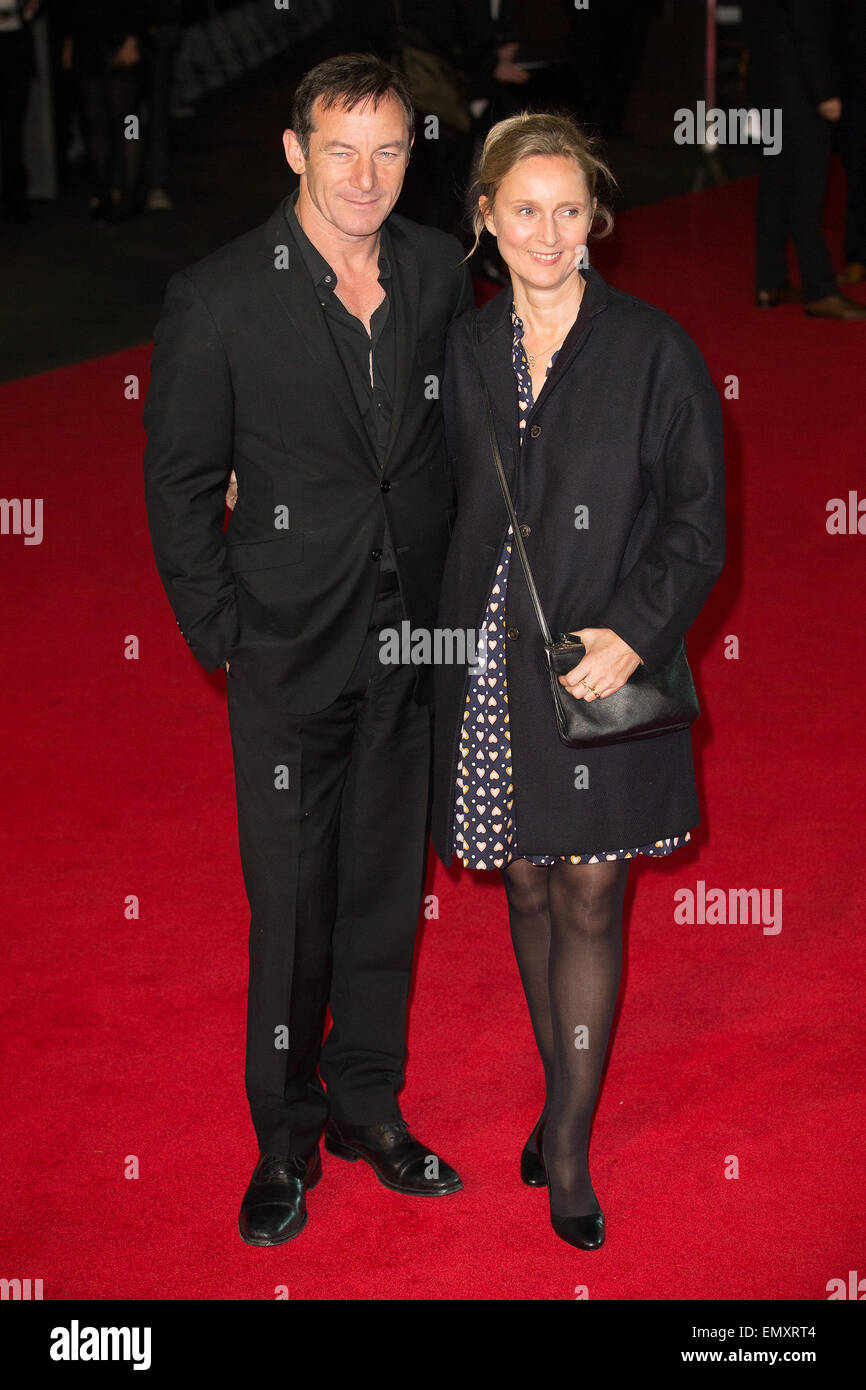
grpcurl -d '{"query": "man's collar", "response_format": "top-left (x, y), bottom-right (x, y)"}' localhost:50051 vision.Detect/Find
top-left (286, 187), bottom-right (392, 287)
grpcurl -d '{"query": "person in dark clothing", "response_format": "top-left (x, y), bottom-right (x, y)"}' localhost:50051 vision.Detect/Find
top-left (42, 0), bottom-right (77, 195)
top-left (481, 0), bottom-right (574, 131)
top-left (432, 112), bottom-right (725, 1251)
top-left (568, 0), bottom-right (654, 138)
top-left (144, 55), bottom-right (474, 1246)
top-left (61, 0), bottom-right (148, 221)
top-left (744, 0), bottom-right (866, 319)
top-left (395, 0), bottom-right (528, 240)
top-left (0, 0), bottom-right (39, 220)
top-left (835, 0), bottom-right (866, 284)
top-left (143, 0), bottom-right (184, 210)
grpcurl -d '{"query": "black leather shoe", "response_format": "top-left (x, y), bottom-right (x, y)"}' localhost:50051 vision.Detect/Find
top-left (520, 1114), bottom-right (547, 1186)
top-left (324, 1118), bottom-right (462, 1196)
top-left (238, 1148), bottom-right (321, 1246)
top-left (539, 1130), bottom-right (605, 1250)
top-left (551, 1210), bottom-right (606, 1250)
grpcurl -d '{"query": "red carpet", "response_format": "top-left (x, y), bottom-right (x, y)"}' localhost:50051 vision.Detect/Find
top-left (3, 170), bottom-right (865, 1300)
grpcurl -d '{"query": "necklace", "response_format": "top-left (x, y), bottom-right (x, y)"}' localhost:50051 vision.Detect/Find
top-left (526, 336), bottom-right (565, 367)
top-left (521, 274), bottom-right (586, 367)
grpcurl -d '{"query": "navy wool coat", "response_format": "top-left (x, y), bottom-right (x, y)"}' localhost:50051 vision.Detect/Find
top-left (430, 267), bottom-right (726, 863)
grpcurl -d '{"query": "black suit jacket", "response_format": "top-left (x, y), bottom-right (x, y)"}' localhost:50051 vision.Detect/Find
top-left (143, 196), bottom-right (474, 712)
top-left (743, 0), bottom-right (839, 109)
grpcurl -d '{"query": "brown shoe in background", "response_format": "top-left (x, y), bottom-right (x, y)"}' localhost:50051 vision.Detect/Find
top-left (803, 293), bottom-right (866, 320)
top-left (837, 262), bottom-right (866, 286)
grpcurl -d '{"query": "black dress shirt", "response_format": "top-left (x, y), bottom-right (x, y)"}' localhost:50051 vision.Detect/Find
top-left (287, 189), bottom-right (397, 572)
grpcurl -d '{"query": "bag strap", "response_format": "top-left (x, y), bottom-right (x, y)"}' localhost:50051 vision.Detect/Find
top-left (472, 318), bottom-right (555, 649)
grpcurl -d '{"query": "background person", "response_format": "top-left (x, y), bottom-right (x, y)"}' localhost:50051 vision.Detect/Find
top-left (0, 0), bottom-right (40, 221)
top-left (61, 0), bottom-right (148, 222)
top-left (143, 0), bottom-right (184, 211)
top-left (834, 0), bottom-right (866, 286)
top-left (744, 0), bottom-right (866, 319)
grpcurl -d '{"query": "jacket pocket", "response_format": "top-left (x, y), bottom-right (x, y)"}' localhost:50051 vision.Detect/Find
top-left (228, 532), bottom-right (304, 572)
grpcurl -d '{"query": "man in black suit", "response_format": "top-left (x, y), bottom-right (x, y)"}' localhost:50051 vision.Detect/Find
top-left (143, 53), bottom-right (474, 1244)
top-left (745, 0), bottom-right (866, 319)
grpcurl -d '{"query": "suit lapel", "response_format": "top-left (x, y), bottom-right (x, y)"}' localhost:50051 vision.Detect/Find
top-left (382, 225), bottom-right (420, 467)
top-left (473, 290), bottom-right (520, 480)
top-left (261, 198), bottom-right (380, 474)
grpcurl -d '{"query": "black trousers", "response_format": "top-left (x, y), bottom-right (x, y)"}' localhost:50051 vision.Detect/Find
top-left (75, 63), bottom-right (143, 204)
top-left (225, 586), bottom-right (431, 1157)
top-left (0, 29), bottom-right (34, 205)
top-left (755, 102), bottom-right (838, 300)
top-left (144, 23), bottom-right (182, 190)
top-left (840, 95), bottom-right (866, 265)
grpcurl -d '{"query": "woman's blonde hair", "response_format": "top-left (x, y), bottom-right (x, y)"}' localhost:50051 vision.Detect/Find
top-left (465, 111), bottom-right (617, 259)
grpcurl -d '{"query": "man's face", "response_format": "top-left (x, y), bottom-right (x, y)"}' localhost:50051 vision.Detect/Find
top-left (284, 93), bottom-right (412, 239)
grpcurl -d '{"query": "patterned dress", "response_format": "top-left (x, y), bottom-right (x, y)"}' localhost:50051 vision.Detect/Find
top-left (451, 305), bottom-right (692, 871)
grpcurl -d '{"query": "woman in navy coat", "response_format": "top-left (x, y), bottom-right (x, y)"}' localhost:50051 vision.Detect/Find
top-left (431, 112), bottom-right (725, 1250)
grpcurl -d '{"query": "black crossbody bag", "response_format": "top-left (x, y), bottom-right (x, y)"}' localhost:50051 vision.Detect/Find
top-left (473, 345), bottom-right (700, 748)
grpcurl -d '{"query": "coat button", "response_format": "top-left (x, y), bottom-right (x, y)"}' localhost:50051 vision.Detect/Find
top-left (507, 626), bottom-right (520, 640)
top-left (530, 423), bottom-right (542, 438)
top-left (371, 549), bottom-right (382, 561)
top-left (518, 523), bottom-right (531, 537)
top-left (380, 479), bottom-right (391, 491)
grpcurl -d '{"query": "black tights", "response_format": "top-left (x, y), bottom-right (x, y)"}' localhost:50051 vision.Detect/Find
top-left (502, 856), bottom-right (629, 1219)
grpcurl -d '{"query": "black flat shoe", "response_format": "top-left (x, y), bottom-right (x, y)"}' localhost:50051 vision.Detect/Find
top-left (551, 1210), bottom-right (605, 1250)
top-left (538, 1128), bottom-right (605, 1250)
top-left (324, 1118), bottom-right (462, 1196)
top-left (238, 1147), bottom-right (321, 1246)
top-left (520, 1113), bottom-right (547, 1186)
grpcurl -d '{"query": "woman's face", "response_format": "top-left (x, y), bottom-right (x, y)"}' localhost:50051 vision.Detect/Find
top-left (481, 155), bottom-right (596, 292)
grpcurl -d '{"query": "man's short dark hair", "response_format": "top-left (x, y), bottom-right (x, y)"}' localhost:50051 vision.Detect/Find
top-left (290, 52), bottom-right (416, 157)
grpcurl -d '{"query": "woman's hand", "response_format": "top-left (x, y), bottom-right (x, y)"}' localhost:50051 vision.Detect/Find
top-left (225, 470), bottom-right (238, 510)
top-left (558, 627), bottom-right (642, 701)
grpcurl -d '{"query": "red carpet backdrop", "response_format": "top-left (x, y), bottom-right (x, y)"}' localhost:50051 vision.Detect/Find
top-left (2, 173), bottom-right (865, 1300)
